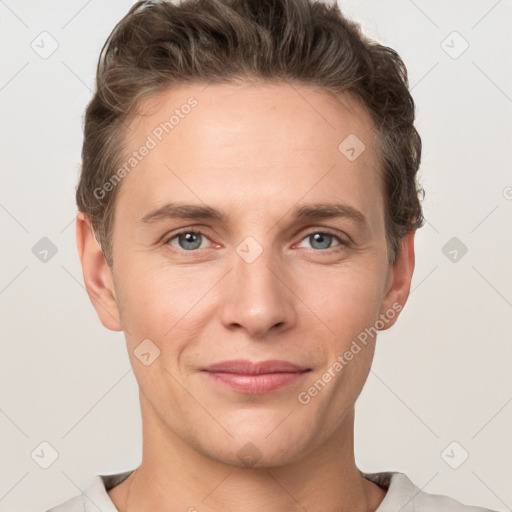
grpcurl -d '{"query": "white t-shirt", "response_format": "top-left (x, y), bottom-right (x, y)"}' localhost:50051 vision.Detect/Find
top-left (46, 469), bottom-right (497, 512)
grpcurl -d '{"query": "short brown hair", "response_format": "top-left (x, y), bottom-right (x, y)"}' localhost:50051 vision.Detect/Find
top-left (77, 0), bottom-right (425, 268)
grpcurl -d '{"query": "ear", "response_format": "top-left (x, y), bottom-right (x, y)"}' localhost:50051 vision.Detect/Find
top-left (378, 230), bottom-right (416, 330)
top-left (76, 212), bottom-right (123, 332)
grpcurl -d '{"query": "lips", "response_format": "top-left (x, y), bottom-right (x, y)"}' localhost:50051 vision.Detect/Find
top-left (202, 359), bottom-right (310, 374)
top-left (201, 359), bottom-right (311, 393)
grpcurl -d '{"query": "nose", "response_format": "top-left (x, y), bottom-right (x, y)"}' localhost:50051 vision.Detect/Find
top-left (219, 243), bottom-right (297, 338)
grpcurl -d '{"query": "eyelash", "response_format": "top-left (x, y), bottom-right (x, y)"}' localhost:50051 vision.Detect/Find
top-left (163, 228), bottom-right (349, 253)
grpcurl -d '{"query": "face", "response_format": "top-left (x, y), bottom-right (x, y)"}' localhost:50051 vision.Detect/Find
top-left (81, 82), bottom-right (414, 468)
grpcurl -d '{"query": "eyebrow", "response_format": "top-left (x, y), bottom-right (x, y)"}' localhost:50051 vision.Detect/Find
top-left (139, 201), bottom-right (369, 231)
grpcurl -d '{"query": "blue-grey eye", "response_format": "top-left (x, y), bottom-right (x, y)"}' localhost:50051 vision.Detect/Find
top-left (310, 233), bottom-right (332, 249)
top-left (299, 232), bottom-right (343, 250)
top-left (170, 231), bottom-right (205, 251)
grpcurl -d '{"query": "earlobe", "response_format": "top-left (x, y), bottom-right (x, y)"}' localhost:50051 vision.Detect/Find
top-left (76, 212), bottom-right (123, 332)
top-left (378, 230), bottom-right (416, 330)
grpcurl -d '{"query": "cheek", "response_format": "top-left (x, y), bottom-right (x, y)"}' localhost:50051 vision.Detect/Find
top-left (114, 257), bottom-right (218, 342)
top-left (295, 262), bottom-right (384, 342)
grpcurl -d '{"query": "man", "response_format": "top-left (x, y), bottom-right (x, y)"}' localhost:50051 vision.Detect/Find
top-left (47, 0), bottom-right (497, 510)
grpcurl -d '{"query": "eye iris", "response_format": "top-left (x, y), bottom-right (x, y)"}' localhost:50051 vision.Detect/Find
top-left (174, 232), bottom-right (337, 250)
top-left (179, 232), bottom-right (202, 250)
top-left (310, 232), bottom-right (332, 250)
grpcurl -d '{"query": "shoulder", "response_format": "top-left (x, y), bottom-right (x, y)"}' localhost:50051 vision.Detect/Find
top-left (45, 493), bottom-right (85, 512)
top-left (45, 470), bottom-right (134, 512)
top-left (363, 471), bottom-right (498, 512)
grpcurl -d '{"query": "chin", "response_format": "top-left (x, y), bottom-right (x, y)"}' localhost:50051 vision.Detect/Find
top-left (195, 422), bottom-right (315, 469)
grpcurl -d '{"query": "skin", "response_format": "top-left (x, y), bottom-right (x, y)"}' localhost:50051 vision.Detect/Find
top-left (77, 81), bottom-right (416, 512)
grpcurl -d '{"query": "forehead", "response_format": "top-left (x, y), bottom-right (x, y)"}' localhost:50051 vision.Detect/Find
top-left (128, 81), bottom-right (378, 156)
top-left (115, 81), bottom-right (384, 229)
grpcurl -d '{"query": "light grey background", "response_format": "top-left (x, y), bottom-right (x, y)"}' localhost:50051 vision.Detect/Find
top-left (0, 1), bottom-right (511, 511)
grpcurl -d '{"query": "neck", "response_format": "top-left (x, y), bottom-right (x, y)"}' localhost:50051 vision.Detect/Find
top-left (110, 392), bottom-right (386, 512)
